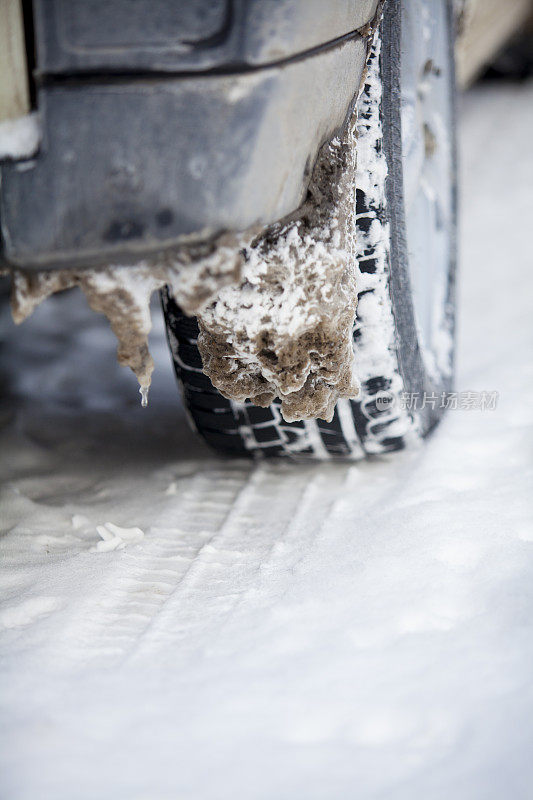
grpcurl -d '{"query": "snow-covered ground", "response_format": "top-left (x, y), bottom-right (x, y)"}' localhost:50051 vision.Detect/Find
top-left (1, 80), bottom-right (532, 800)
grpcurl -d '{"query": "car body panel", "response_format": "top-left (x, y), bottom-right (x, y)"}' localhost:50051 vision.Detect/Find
top-left (0, 0), bottom-right (377, 270)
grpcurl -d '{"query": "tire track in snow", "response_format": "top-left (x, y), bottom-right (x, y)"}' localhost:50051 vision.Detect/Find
top-left (126, 464), bottom-right (348, 665)
top-left (55, 466), bottom-right (252, 666)
top-left (127, 456), bottom-right (414, 667)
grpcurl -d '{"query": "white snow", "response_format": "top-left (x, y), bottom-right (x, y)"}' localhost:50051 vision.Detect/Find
top-left (0, 113), bottom-right (40, 160)
top-left (93, 522), bottom-right (145, 552)
top-left (0, 80), bottom-right (532, 799)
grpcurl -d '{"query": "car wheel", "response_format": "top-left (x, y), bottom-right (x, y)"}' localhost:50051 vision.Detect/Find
top-left (162, 0), bottom-right (457, 460)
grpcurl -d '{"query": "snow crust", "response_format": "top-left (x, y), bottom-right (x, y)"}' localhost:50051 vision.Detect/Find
top-left (348, 36), bottom-right (420, 451)
top-left (8, 149), bottom-right (361, 421)
top-left (9, 232), bottom-right (251, 404)
top-left (0, 81), bottom-right (533, 800)
top-left (198, 128), bottom-right (360, 422)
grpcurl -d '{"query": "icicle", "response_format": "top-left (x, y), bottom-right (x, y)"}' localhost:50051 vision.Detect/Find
top-left (139, 385), bottom-right (149, 408)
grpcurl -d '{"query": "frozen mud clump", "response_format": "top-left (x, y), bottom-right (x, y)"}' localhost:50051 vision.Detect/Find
top-left (7, 93), bottom-right (360, 421)
top-left (196, 124), bottom-right (360, 423)
top-left (9, 233), bottom-right (251, 404)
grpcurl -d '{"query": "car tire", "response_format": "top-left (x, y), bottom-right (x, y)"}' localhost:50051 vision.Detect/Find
top-left (162, 0), bottom-right (457, 460)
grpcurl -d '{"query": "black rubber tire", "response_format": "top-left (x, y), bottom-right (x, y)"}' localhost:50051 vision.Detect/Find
top-left (162, 0), bottom-right (457, 460)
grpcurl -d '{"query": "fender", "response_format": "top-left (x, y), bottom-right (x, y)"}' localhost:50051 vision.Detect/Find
top-left (0, 0), bottom-right (378, 270)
